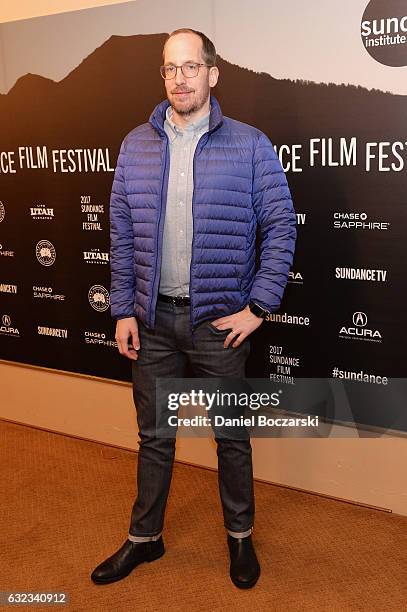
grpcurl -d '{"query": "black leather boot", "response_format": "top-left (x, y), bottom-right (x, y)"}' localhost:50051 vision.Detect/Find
top-left (91, 537), bottom-right (165, 584)
top-left (227, 534), bottom-right (260, 589)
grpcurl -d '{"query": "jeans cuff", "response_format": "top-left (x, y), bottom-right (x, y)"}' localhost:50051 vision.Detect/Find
top-left (226, 527), bottom-right (253, 538)
top-left (128, 530), bottom-right (163, 543)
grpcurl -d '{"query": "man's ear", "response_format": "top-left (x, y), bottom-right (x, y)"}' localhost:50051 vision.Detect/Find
top-left (209, 66), bottom-right (219, 88)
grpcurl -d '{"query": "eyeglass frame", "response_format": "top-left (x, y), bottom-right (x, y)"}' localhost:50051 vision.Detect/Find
top-left (159, 62), bottom-right (213, 80)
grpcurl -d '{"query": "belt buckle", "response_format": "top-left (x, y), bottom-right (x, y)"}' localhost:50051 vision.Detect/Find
top-left (174, 295), bottom-right (188, 306)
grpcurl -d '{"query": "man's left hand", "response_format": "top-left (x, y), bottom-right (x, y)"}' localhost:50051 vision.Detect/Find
top-left (211, 305), bottom-right (264, 348)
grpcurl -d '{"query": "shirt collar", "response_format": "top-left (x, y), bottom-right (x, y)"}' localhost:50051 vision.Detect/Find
top-left (164, 105), bottom-right (210, 142)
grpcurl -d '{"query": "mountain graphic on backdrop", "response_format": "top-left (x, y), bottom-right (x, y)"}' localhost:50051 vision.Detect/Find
top-left (0, 32), bottom-right (405, 152)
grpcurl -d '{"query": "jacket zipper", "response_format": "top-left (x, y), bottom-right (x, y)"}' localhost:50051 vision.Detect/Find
top-left (189, 131), bottom-right (211, 336)
top-left (149, 133), bottom-right (170, 328)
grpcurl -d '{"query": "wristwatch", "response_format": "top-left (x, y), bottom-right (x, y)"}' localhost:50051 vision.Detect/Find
top-left (248, 301), bottom-right (269, 319)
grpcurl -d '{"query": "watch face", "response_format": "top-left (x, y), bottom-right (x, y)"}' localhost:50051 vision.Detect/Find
top-left (249, 302), bottom-right (266, 318)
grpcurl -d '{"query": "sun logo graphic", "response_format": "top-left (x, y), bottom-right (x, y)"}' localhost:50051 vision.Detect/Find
top-left (35, 240), bottom-right (56, 266)
top-left (88, 285), bottom-right (110, 312)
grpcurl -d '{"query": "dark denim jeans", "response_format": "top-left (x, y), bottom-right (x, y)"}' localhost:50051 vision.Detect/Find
top-left (128, 299), bottom-right (254, 540)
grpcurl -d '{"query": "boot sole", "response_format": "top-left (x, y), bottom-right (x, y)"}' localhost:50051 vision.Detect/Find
top-left (91, 548), bottom-right (165, 585)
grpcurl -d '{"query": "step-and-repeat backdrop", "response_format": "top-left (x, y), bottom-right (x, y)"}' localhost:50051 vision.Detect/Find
top-left (0, 0), bottom-right (406, 433)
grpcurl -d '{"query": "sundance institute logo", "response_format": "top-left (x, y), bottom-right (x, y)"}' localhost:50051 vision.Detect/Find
top-left (361, 0), bottom-right (407, 66)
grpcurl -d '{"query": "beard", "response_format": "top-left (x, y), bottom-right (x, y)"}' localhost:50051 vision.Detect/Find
top-left (168, 81), bottom-right (210, 117)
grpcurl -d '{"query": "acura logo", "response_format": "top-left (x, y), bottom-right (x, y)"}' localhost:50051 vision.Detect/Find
top-left (353, 312), bottom-right (367, 327)
top-left (2, 314), bottom-right (11, 326)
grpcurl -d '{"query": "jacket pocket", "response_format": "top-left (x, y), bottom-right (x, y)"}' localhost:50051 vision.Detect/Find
top-left (240, 216), bottom-right (256, 296)
top-left (236, 262), bottom-right (249, 296)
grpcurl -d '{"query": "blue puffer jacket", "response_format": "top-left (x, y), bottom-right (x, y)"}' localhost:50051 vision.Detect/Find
top-left (109, 95), bottom-right (296, 329)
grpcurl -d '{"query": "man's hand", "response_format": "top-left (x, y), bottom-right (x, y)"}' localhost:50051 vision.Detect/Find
top-left (115, 317), bottom-right (140, 360)
top-left (211, 305), bottom-right (264, 349)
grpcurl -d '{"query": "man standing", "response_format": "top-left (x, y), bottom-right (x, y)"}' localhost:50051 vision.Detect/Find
top-left (91, 28), bottom-right (296, 589)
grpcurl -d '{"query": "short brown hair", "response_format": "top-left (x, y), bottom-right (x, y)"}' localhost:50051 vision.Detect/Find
top-left (163, 28), bottom-right (217, 66)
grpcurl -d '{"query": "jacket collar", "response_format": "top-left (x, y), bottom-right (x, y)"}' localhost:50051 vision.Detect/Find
top-left (164, 104), bottom-right (210, 142)
top-left (149, 94), bottom-right (223, 136)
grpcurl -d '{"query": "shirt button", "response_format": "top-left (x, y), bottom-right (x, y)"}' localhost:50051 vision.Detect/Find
top-left (179, 229), bottom-right (184, 235)
top-left (180, 172), bottom-right (185, 177)
top-left (179, 201), bottom-right (183, 206)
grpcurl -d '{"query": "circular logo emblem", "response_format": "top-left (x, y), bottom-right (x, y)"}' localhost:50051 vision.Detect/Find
top-left (2, 314), bottom-right (11, 326)
top-left (361, 0), bottom-right (407, 67)
top-left (36, 240), bottom-right (56, 266)
top-left (88, 285), bottom-right (110, 312)
top-left (0, 201), bottom-right (5, 223)
top-left (353, 312), bottom-right (368, 327)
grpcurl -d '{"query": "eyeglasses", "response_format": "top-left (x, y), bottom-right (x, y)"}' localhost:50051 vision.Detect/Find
top-left (160, 62), bottom-right (212, 80)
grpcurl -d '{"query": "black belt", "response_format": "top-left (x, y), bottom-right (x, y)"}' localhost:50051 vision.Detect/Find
top-left (158, 293), bottom-right (190, 306)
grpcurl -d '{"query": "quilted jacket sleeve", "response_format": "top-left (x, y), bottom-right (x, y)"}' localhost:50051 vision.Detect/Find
top-left (109, 137), bottom-right (136, 320)
top-left (249, 132), bottom-right (297, 312)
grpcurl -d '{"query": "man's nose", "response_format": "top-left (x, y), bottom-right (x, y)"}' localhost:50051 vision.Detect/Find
top-left (174, 66), bottom-right (186, 85)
